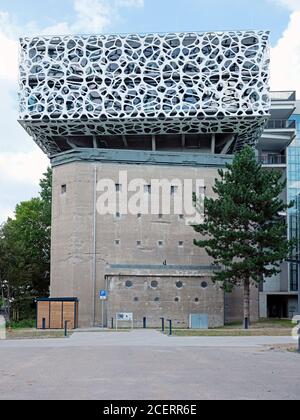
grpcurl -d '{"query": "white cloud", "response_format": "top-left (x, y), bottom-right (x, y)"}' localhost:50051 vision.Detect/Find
top-left (42, 0), bottom-right (145, 36)
top-left (118, 0), bottom-right (144, 7)
top-left (0, 151), bottom-right (49, 186)
top-left (73, 0), bottom-right (112, 33)
top-left (0, 12), bottom-right (19, 82)
top-left (270, 10), bottom-right (300, 97)
top-left (270, 0), bottom-right (300, 11)
top-left (0, 151), bottom-right (49, 223)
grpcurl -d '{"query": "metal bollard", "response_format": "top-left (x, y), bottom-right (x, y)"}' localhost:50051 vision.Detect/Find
top-left (167, 319), bottom-right (172, 336)
top-left (42, 318), bottom-right (46, 330)
top-left (160, 317), bottom-right (165, 333)
top-left (111, 317), bottom-right (114, 330)
top-left (64, 321), bottom-right (69, 337)
top-left (143, 317), bottom-right (147, 329)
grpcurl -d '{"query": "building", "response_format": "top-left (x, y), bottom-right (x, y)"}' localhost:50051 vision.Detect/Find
top-left (19, 30), bottom-right (278, 328)
top-left (258, 96), bottom-right (299, 319)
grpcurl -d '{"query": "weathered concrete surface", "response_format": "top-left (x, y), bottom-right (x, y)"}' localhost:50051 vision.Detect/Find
top-left (51, 162), bottom-right (224, 327)
top-left (0, 331), bottom-right (299, 400)
top-left (107, 275), bottom-right (224, 328)
top-left (51, 162), bottom-right (259, 328)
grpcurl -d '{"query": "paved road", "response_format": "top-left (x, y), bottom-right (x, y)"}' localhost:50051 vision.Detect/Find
top-left (0, 330), bottom-right (299, 400)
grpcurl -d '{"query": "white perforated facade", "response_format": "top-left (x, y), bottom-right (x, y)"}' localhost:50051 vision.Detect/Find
top-left (19, 31), bottom-right (270, 156)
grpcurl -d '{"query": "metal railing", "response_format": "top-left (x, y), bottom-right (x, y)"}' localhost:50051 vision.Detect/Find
top-left (259, 155), bottom-right (287, 165)
top-left (265, 119), bottom-right (296, 130)
top-left (270, 91), bottom-right (296, 101)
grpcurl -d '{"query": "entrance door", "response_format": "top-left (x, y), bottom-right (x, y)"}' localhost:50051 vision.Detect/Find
top-left (267, 296), bottom-right (288, 318)
top-left (189, 314), bottom-right (209, 329)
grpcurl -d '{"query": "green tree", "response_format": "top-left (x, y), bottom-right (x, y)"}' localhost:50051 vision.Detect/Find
top-left (0, 168), bottom-right (52, 321)
top-left (192, 146), bottom-right (294, 329)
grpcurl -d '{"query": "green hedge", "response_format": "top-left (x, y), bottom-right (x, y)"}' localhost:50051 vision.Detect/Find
top-left (7, 319), bottom-right (36, 329)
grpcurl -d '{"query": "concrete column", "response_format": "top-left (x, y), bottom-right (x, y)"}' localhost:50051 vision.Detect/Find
top-left (152, 135), bottom-right (156, 151)
top-left (211, 134), bottom-right (216, 154)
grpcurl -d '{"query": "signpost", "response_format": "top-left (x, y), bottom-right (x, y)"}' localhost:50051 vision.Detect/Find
top-left (99, 290), bottom-right (107, 328)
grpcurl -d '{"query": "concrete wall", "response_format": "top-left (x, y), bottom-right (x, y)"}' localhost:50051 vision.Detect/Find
top-left (106, 274), bottom-right (224, 328)
top-left (51, 161), bottom-right (258, 327)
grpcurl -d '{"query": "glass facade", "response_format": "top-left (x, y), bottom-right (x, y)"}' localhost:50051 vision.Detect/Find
top-left (288, 114), bottom-right (300, 292)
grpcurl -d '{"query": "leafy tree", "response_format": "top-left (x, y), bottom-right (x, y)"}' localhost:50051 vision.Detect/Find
top-left (0, 168), bottom-right (52, 321)
top-left (192, 146), bottom-right (294, 329)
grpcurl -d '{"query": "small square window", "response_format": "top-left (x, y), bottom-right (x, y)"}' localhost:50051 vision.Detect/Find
top-left (171, 186), bottom-right (178, 195)
top-left (137, 241), bottom-right (142, 247)
top-left (61, 184), bottom-right (67, 194)
top-left (116, 212), bottom-right (121, 219)
top-left (158, 241), bottom-right (164, 247)
top-left (116, 184), bottom-right (122, 193)
top-left (137, 213), bottom-right (142, 219)
top-left (178, 241), bottom-right (184, 247)
top-left (144, 185), bottom-right (151, 194)
top-left (179, 214), bottom-right (184, 220)
top-left (115, 240), bottom-right (120, 246)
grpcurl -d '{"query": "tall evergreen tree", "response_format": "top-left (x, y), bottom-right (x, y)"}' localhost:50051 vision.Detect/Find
top-left (193, 146), bottom-right (294, 329)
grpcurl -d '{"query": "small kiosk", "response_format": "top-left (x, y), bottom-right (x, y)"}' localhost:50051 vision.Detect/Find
top-left (36, 298), bottom-right (79, 330)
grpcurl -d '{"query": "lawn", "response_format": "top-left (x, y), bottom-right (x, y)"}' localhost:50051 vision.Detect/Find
top-left (166, 319), bottom-right (296, 337)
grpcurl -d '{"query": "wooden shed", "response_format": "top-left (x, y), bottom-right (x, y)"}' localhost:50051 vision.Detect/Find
top-left (36, 298), bottom-right (79, 330)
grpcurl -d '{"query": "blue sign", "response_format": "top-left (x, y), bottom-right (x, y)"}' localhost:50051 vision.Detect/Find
top-left (99, 290), bottom-right (107, 300)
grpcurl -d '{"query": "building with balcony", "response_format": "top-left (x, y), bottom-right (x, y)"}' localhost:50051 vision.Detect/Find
top-left (18, 30), bottom-right (295, 328)
top-left (258, 94), bottom-right (298, 319)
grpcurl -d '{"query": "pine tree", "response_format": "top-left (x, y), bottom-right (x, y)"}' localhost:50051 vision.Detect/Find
top-left (193, 146), bottom-right (294, 329)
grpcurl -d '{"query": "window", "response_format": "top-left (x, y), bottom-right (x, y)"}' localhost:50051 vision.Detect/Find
top-left (125, 280), bottom-right (133, 288)
top-left (178, 241), bottom-right (184, 247)
top-left (154, 297), bottom-right (160, 302)
top-left (179, 214), bottom-right (184, 221)
top-left (137, 213), bottom-right (142, 219)
top-left (144, 185), bottom-right (151, 194)
top-left (171, 186), bottom-right (179, 195)
top-left (137, 241), bottom-right (142, 247)
top-left (201, 281), bottom-right (208, 289)
top-left (134, 297), bottom-right (139, 302)
top-left (115, 240), bottom-right (120, 246)
top-left (174, 297), bottom-right (180, 302)
top-left (158, 241), bottom-right (164, 247)
top-left (176, 281), bottom-right (183, 289)
top-left (116, 212), bottom-right (121, 219)
top-left (115, 184), bottom-right (122, 192)
top-left (158, 214), bottom-right (163, 219)
top-left (61, 184), bottom-right (67, 194)
top-left (195, 298), bottom-right (199, 303)
top-left (151, 280), bottom-right (158, 289)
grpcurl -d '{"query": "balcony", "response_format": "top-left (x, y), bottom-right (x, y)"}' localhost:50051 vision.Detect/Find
top-left (270, 91), bottom-right (296, 102)
top-left (265, 119), bottom-right (296, 130)
top-left (259, 154), bottom-right (286, 165)
top-left (270, 91), bottom-right (296, 121)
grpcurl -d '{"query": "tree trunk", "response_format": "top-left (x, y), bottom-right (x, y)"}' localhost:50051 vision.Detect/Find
top-left (244, 279), bottom-right (250, 330)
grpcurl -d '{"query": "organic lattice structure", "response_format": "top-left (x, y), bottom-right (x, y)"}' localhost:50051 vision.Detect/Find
top-left (19, 31), bottom-right (270, 156)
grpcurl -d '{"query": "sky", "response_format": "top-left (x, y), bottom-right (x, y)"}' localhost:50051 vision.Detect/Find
top-left (0, 0), bottom-right (300, 223)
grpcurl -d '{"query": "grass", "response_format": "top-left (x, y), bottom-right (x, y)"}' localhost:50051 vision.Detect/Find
top-left (168, 329), bottom-right (292, 337)
top-left (165, 319), bottom-right (295, 337)
top-left (5, 329), bottom-right (70, 340)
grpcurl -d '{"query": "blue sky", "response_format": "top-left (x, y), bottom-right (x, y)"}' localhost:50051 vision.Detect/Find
top-left (0, 0), bottom-right (299, 223)
top-left (0, 0), bottom-right (291, 44)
